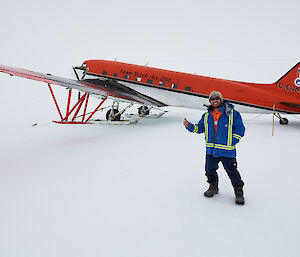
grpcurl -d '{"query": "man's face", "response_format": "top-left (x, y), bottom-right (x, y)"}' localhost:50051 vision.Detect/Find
top-left (209, 97), bottom-right (222, 109)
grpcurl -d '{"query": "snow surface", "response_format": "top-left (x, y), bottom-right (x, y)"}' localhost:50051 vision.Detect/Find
top-left (1, 0), bottom-right (300, 256)
top-left (1, 78), bottom-right (300, 257)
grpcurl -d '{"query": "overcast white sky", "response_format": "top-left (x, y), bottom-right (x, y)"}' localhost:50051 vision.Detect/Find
top-left (0, 0), bottom-right (299, 82)
top-left (1, 1), bottom-right (300, 257)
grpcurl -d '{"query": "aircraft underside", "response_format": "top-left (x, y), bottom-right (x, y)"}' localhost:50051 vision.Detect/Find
top-left (121, 81), bottom-right (273, 114)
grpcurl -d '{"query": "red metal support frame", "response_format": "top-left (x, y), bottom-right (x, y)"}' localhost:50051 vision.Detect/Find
top-left (71, 93), bottom-right (87, 122)
top-left (48, 84), bottom-right (107, 124)
top-left (64, 93), bottom-right (88, 121)
top-left (48, 84), bottom-right (64, 120)
top-left (85, 97), bottom-right (107, 122)
top-left (82, 94), bottom-right (90, 122)
top-left (64, 89), bottom-right (72, 121)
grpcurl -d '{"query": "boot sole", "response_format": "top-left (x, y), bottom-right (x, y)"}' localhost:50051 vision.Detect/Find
top-left (204, 190), bottom-right (219, 197)
top-left (235, 199), bottom-right (245, 205)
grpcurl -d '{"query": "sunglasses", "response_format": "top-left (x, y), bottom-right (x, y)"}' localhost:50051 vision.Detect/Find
top-left (209, 97), bottom-right (220, 101)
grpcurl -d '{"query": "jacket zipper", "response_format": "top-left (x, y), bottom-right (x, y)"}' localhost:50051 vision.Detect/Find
top-left (211, 112), bottom-right (216, 156)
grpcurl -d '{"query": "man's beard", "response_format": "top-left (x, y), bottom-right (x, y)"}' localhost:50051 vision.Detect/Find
top-left (212, 102), bottom-right (222, 108)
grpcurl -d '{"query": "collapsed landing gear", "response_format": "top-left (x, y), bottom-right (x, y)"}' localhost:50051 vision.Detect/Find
top-left (275, 113), bottom-right (288, 125)
top-left (138, 105), bottom-right (150, 116)
top-left (48, 86), bottom-right (163, 125)
top-left (106, 102), bottom-right (121, 121)
top-left (105, 102), bottom-right (134, 122)
top-left (106, 109), bottom-right (121, 121)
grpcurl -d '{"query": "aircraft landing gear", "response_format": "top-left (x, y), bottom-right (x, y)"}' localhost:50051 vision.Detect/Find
top-left (105, 102), bottom-right (134, 121)
top-left (138, 105), bottom-right (150, 116)
top-left (106, 109), bottom-right (121, 121)
top-left (279, 117), bottom-right (288, 125)
top-left (275, 113), bottom-right (288, 125)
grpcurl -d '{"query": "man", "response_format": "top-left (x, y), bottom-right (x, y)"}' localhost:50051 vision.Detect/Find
top-left (184, 91), bottom-right (245, 205)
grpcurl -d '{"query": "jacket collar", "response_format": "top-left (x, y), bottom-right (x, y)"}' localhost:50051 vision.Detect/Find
top-left (208, 102), bottom-right (234, 116)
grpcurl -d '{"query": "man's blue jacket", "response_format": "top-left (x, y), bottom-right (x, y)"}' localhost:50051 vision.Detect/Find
top-left (186, 103), bottom-right (245, 158)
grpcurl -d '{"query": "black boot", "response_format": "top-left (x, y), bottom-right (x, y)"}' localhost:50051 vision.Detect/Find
top-left (204, 183), bottom-right (219, 197)
top-left (234, 186), bottom-right (245, 205)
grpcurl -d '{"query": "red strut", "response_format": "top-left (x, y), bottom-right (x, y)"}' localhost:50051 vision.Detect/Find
top-left (85, 97), bottom-right (107, 122)
top-left (48, 84), bottom-right (63, 120)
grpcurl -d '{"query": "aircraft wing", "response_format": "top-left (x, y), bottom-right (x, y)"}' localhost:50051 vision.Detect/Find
top-left (0, 64), bottom-right (166, 107)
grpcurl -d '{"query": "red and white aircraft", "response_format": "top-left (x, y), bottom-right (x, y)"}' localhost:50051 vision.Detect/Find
top-left (1, 60), bottom-right (300, 124)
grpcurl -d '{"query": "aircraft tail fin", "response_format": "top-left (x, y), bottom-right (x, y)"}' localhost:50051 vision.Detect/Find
top-left (275, 62), bottom-right (300, 94)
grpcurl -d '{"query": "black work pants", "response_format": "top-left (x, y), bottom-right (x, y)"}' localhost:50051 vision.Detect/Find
top-left (205, 154), bottom-right (244, 187)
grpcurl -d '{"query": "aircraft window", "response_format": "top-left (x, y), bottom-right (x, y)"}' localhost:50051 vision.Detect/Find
top-left (185, 86), bottom-right (191, 91)
top-left (147, 79), bottom-right (153, 84)
top-left (124, 75), bottom-right (129, 79)
top-left (113, 73), bottom-right (118, 77)
top-left (159, 81), bottom-right (165, 86)
top-left (103, 70), bottom-right (108, 75)
top-left (136, 77), bottom-right (141, 82)
top-left (172, 84), bottom-right (178, 89)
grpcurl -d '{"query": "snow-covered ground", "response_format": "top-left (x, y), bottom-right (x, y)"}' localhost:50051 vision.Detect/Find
top-left (1, 0), bottom-right (299, 256)
top-left (1, 77), bottom-right (300, 257)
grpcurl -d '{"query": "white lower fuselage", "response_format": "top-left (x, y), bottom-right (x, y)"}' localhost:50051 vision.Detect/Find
top-left (123, 81), bottom-right (272, 114)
